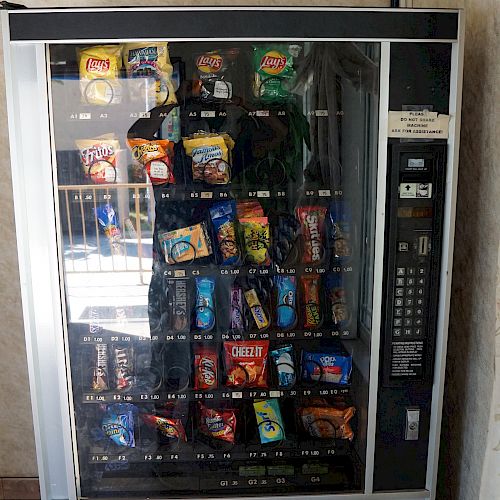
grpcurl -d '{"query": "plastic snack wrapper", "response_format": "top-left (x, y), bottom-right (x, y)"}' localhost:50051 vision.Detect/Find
top-left (123, 42), bottom-right (177, 106)
top-left (194, 49), bottom-right (239, 102)
top-left (240, 217), bottom-right (270, 265)
top-left (95, 203), bottom-right (123, 255)
top-left (244, 289), bottom-right (269, 330)
top-left (128, 138), bottom-right (175, 185)
top-left (166, 279), bottom-right (190, 333)
top-left (296, 206), bottom-right (327, 264)
top-left (198, 403), bottom-right (237, 443)
top-left (270, 345), bottom-right (296, 388)
top-left (101, 403), bottom-right (137, 447)
top-left (194, 345), bottom-right (218, 390)
top-left (183, 133), bottom-right (234, 185)
top-left (254, 399), bottom-right (286, 444)
top-left (301, 348), bottom-right (352, 385)
top-left (210, 201), bottom-right (240, 265)
top-left (92, 343), bottom-right (109, 391)
top-left (236, 200), bottom-right (264, 219)
top-left (141, 413), bottom-right (187, 442)
top-left (195, 277), bottom-right (216, 331)
top-left (329, 201), bottom-right (352, 259)
top-left (78, 45), bottom-right (122, 105)
top-left (274, 275), bottom-right (297, 329)
top-left (299, 404), bottom-right (355, 441)
top-left (114, 347), bottom-right (135, 390)
top-left (325, 273), bottom-right (350, 328)
top-left (160, 222), bottom-right (212, 264)
top-left (253, 45), bottom-right (296, 102)
top-left (230, 285), bottom-right (245, 331)
top-left (301, 275), bottom-right (322, 329)
top-left (224, 340), bottom-right (269, 388)
top-left (76, 134), bottom-right (120, 184)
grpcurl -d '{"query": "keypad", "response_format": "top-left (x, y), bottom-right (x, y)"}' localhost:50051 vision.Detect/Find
top-left (392, 266), bottom-right (427, 337)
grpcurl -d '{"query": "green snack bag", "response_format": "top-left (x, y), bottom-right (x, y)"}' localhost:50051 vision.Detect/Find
top-left (253, 45), bottom-right (295, 102)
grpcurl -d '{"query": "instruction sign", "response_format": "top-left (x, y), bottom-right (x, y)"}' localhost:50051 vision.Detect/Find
top-left (388, 110), bottom-right (450, 139)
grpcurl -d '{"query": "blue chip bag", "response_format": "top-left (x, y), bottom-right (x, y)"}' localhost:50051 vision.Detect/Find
top-left (301, 348), bottom-right (352, 385)
top-left (195, 277), bottom-right (216, 330)
top-left (274, 275), bottom-right (297, 329)
top-left (101, 403), bottom-right (136, 447)
top-left (210, 200), bottom-right (240, 265)
top-left (270, 345), bottom-right (296, 388)
top-left (254, 399), bottom-right (285, 444)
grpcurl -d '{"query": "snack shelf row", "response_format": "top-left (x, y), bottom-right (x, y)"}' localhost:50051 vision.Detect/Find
top-left (82, 385), bottom-right (351, 404)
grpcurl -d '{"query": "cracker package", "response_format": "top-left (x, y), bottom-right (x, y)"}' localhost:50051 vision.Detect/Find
top-left (128, 138), bottom-right (175, 185)
top-left (160, 223), bottom-right (212, 264)
top-left (224, 340), bottom-right (269, 388)
top-left (123, 42), bottom-right (177, 106)
top-left (78, 45), bottom-right (122, 105)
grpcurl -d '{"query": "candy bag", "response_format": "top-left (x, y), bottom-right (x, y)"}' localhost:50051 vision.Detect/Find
top-left (296, 206), bottom-right (327, 264)
top-left (160, 222), bottom-right (212, 264)
top-left (92, 343), bottom-right (109, 391)
top-left (274, 276), bottom-right (297, 329)
top-left (325, 273), bottom-right (350, 328)
top-left (254, 399), bottom-right (285, 444)
top-left (141, 413), bottom-right (187, 442)
top-left (301, 347), bottom-right (352, 385)
top-left (240, 217), bottom-right (270, 265)
top-left (301, 274), bottom-right (322, 329)
top-left (76, 134), bottom-right (120, 184)
top-left (101, 403), bottom-right (136, 447)
top-left (210, 201), bottom-right (240, 265)
top-left (194, 345), bottom-right (218, 390)
top-left (230, 285), bottom-right (245, 331)
top-left (78, 45), bottom-right (122, 105)
top-left (195, 277), bottom-right (216, 331)
top-left (224, 340), bottom-right (269, 388)
top-left (253, 45), bottom-right (295, 102)
top-left (198, 403), bottom-right (237, 443)
top-left (114, 347), bottom-right (135, 390)
top-left (270, 345), bottom-right (296, 388)
top-left (128, 138), bottom-right (175, 185)
top-left (329, 201), bottom-right (352, 259)
top-left (244, 289), bottom-right (269, 330)
top-left (299, 404), bottom-right (355, 440)
top-left (236, 200), bottom-right (264, 219)
top-left (123, 42), bottom-right (177, 106)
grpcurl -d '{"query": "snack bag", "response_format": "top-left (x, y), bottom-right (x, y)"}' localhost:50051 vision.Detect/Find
top-left (270, 345), bottom-right (296, 388)
top-left (253, 45), bottom-right (295, 102)
top-left (123, 42), bottom-right (177, 106)
top-left (167, 279), bottom-right (190, 333)
top-left (140, 413), bottom-right (187, 442)
top-left (198, 403), bottom-right (237, 443)
top-left (301, 275), bottom-right (322, 329)
top-left (254, 399), bottom-right (285, 444)
top-left (76, 134), bottom-right (120, 184)
top-left (296, 206), bottom-right (327, 264)
top-left (183, 134), bottom-right (233, 185)
top-left (230, 285), bottom-right (245, 331)
top-left (301, 348), bottom-right (352, 385)
top-left (160, 222), bottom-right (212, 264)
top-left (194, 346), bottom-right (218, 390)
top-left (240, 217), bottom-right (270, 265)
top-left (236, 200), bottom-right (264, 219)
top-left (114, 347), bottom-right (135, 390)
top-left (210, 201), bottom-right (240, 265)
top-left (195, 277), bottom-right (216, 331)
top-left (330, 201), bottom-right (353, 259)
top-left (194, 49), bottom-right (239, 102)
top-left (128, 138), bottom-right (175, 185)
top-left (274, 276), bottom-right (297, 329)
top-left (101, 403), bottom-right (136, 447)
top-left (92, 343), bottom-right (109, 392)
top-left (95, 203), bottom-right (123, 255)
top-left (299, 404), bottom-right (355, 440)
top-left (224, 340), bottom-right (269, 388)
top-left (325, 273), bottom-right (350, 328)
top-left (78, 45), bottom-right (122, 105)
top-left (244, 289), bottom-right (269, 330)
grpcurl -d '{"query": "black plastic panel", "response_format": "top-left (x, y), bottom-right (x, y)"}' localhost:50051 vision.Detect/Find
top-left (9, 9), bottom-right (459, 42)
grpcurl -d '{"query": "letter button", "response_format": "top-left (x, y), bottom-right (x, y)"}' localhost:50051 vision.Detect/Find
top-left (396, 278), bottom-right (405, 286)
top-left (394, 318), bottom-right (402, 327)
top-left (414, 328), bottom-right (423, 336)
top-left (404, 308), bottom-right (413, 317)
top-left (404, 328), bottom-right (412, 336)
top-left (404, 318), bottom-right (413, 326)
top-left (395, 288), bottom-right (404, 297)
top-left (395, 298), bottom-right (403, 307)
top-left (397, 267), bottom-right (406, 276)
top-left (393, 328), bottom-right (402, 337)
top-left (395, 308), bottom-right (403, 317)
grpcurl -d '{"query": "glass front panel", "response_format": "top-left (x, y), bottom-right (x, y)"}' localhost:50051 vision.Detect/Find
top-left (48, 40), bottom-right (379, 498)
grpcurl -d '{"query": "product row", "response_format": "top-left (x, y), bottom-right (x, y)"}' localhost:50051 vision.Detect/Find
top-left (87, 341), bottom-right (352, 394)
top-left (90, 397), bottom-right (355, 452)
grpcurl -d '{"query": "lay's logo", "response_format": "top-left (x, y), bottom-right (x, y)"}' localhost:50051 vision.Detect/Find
top-left (260, 51), bottom-right (287, 75)
top-left (196, 54), bottom-right (223, 73)
top-left (86, 57), bottom-right (110, 73)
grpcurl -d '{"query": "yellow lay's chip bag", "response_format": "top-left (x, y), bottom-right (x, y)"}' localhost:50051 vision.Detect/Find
top-left (78, 45), bottom-right (122, 105)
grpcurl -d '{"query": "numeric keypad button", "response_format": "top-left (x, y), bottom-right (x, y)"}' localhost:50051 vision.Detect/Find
top-left (407, 278), bottom-right (415, 286)
top-left (405, 298), bottom-right (414, 307)
top-left (415, 308), bottom-right (423, 316)
top-left (418, 267), bottom-right (425, 275)
top-left (408, 268), bottom-right (416, 275)
top-left (406, 288), bottom-right (415, 296)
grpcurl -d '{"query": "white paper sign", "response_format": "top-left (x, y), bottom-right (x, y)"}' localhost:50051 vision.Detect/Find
top-left (388, 110), bottom-right (450, 139)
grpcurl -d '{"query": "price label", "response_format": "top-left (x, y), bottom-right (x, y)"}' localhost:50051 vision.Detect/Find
top-left (174, 270), bottom-right (186, 278)
top-left (201, 110), bottom-right (216, 118)
top-left (79, 112), bottom-right (91, 120)
top-left (318, 189), bottom-right (331, 197)
top-left (201, 191), bottom-right (213, 199)
top-left (315, 110), bottom-right (328, 117)
top-left (257, 190), bottom-right (270, 198)
top-left (269, 390), bottom-right (281, 398)
top-left (256, 110), bottom-right (270, 117)
top-left (232, 392), bottom-right (243, 399)
top-left (139, 111), bottom-right (151, 118)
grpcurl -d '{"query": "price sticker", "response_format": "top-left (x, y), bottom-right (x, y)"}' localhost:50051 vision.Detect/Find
top-left (232, 392), bottom-right (243, 399)
top-left (318, 189), bottom-right (331, 197)
top-left (257, 190), bottom-right (270, 198)
top-left (201, 110), bottom-right (216, 118)
top-left (256, 110), bottom-right (270, 117)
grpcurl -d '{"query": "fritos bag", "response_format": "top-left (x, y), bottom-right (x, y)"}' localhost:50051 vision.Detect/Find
top-left (128, 138), bottom-right (175, 185)
top-left (78, 45), bottom-right (122, 105)
top-left (76, 134), bottom-right (120, 184)
top-left (123, 42), bottom-right (177, 106)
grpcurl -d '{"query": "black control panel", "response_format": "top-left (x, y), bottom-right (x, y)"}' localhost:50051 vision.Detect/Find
top-left (382, 143), bottom-right (446, 386)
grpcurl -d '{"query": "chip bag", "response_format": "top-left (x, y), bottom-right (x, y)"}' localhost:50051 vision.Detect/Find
top-left (101, 403), bottom-right (136, 447)
top-left (141, 413), bottom-right (187, 442)
top-left (240, 217), bottom-right (270, 265)
top-left (299, 404), bottom-right (355, 441)
top-left (198, 403), bottom-right (237, 443)
top-left (76, 134), bottom-right (120, 184)
top-left (128, 138), bottom-right (175, 185)
top-left (78, 45), bottom-right (122, 105)
top-left (123, 42), bottom-right (177, 106)
top-left (224, 340), bottom-right (269, 388)
top-left (210, 200), bottom-right (240, 265)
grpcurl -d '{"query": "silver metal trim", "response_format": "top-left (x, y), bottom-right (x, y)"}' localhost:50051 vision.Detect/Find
top-left (363, 41), bottom-right (391, 495)
top-left (425, 10), bottom-right (465, 500)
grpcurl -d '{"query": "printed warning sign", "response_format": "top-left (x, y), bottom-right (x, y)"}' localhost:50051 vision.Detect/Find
top-left (388, 110), bottom-right (450, 139)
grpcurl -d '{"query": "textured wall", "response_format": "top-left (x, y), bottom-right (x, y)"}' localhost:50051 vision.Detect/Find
top-left (437, 0), bottom-right (500, 499)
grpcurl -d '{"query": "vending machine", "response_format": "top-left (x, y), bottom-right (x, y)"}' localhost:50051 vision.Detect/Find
top-left (1, 6), bottom-right (464, 500)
